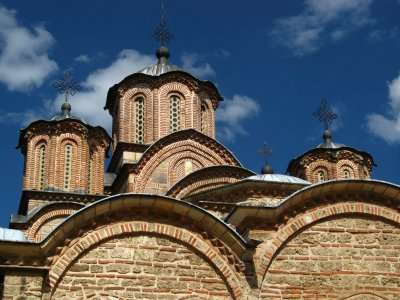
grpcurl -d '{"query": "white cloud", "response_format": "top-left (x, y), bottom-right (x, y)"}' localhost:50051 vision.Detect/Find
top-left (270, 0), bottom-right (373, 56)
top-left (366, 74), bottom-right (400, 144)
top-left (181, 53), bottom-right (215, 78)
top-left (49, 49), bottom-right (154, 131)
top-left (0, 6), bottom-right (58, 91)
top-left (216, 95), bottom-right (260, 142)
top-left (74, 54), bottom-right (90, 63)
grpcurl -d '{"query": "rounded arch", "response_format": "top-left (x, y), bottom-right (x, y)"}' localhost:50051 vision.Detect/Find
top-left (42, 194), bottom-right (248, 298)
top-left (337, 159), bottom-right (357, 179)
top-left (166, 165), bottom-right (255, 199)
top-left (308, 161), bottom-right (330, 182)
top-left (135, 141), bottom-right (227, 192)
top-left (119, 86), bottom-right (152, 143)
top-left (49, 221), bottom-right (243, 298)
top-left (256, 201), bottom-right (400, 285)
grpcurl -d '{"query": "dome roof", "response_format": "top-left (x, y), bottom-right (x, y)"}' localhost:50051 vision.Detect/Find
top-left (244, 174), bottom-right (310, 185)
top-left (50, 101), bottom-right (86, 124)
top-left (137, 46), bottom-right (186, 76)
top-left (316, 130), bottom-right (345, 149)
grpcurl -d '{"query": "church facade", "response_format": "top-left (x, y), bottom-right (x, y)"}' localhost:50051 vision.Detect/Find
top-left (0, 42), bottom-right (399, 300)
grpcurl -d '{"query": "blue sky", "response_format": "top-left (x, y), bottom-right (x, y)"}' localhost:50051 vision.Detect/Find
top-left (0, 0), bottom-right (399, 226)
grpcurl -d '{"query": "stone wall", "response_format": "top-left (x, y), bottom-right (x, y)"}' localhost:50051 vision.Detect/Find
top-left (52, 234), bottom-right (232, 299)
top-left (2, 270), bottom-right (43, 300)
top-left (261, 216), bottom-right (400, 299)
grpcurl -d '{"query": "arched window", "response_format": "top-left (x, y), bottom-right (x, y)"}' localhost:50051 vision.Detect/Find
top-left (135, 97), bottom-right (144, 143)
top-left (170, 95), bottom-right (181, 133)
top-left (343, 169), bottom-right (350, 179)
top-left (88, 157), bottom-right (93, 193)
top-left (37, 144), bottom-right (46, 190)
top-left (201, 105), bottom-right (206, 132)
top-left (64, 144), bottom-right (72, 191)
top-left (317, 170), bottom-right (325, 182)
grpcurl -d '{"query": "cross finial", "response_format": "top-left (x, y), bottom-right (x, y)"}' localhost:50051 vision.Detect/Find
top-left (258, 142), bottom-right (273, 165)
top-left (313, 99), bottom-right (337, 131)
top-left (52, 69), bottom-right (80, 102)
top-left (151, 4), bottom-right (175, 46)
top-left (258, 142), bottom-right (274, 174)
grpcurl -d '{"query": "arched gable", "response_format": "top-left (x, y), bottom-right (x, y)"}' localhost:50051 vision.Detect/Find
top-left (128, 129), bottom-right (242, 193)
top-left (166, 165), bottom-right (255, 199)
top-left (38, 194), bottom-right (249, 298)
top-left (245, 180), bottom-right (400, 299)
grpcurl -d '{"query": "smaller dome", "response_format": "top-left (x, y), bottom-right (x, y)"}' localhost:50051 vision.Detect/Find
top-left (317, 130), bottom-right (345, 149)
top-left (138, 46), bottom-right (186, 76)
top-left (245, 174), bottom-right (310, 185)
top-left (50, 101), bottom-right (86, 124)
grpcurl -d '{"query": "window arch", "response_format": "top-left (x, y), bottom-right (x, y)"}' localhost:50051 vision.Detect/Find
top-left (170, 95), bottom-right (181, 133)
top-left (135, 97), bottom-right (144, 143)
top-left (37, 144), bottom-right (46, 190)
top-left (64, 144), bottom-right (72, 191)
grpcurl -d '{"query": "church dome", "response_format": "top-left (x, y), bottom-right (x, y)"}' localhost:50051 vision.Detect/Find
top-left (138, 46), bottom-right (186, 76)
top-left (50, 101), bottom-right (87, 124)
top-left (245, 173), bottom-right (310, 185)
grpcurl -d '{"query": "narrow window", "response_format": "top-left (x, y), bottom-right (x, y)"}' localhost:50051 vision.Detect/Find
top-left (38, 145), bottom-right (45, 190)
top-left (135, 97), bottom-right (144, 143)
top-left (64, 144), bottom-right (72, 191)
top-left (88, 158), bottom-right (93, 193)
top-left (201, 105), bottom-right (206, 132)
top-left (343, 169), bottom-right (350, 178)
top-left (170, 96), bottom-right (181, 133)
top-left (317, 171), bottom-right (325, 182)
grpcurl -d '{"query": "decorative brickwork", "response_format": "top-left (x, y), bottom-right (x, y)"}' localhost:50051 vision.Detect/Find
top-left (260, 216), bottom-right (400, 299)
top-left (287, 148), bottom-right (375, 183)
top-left (52, 234), bottom-right (234, 299)
top-left (17, 119), bottom-right (110, 195)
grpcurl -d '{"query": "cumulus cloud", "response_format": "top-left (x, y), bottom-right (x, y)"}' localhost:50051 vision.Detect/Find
top-left (270, 0), bottom-right (373, 56)
top-left (49, 50), bottom-right (154, 131)
top-left (366, 75), bottom-right (400, 144)
top-left (216, 95), bottom-right (260, 142)
top-left (0, 6), bottom-right (58, 91)
top-left (181, 53), bottom-right (215, 78)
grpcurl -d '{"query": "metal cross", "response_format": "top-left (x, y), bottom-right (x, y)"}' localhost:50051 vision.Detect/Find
top-left (258, 142), bottom-right (273, 165)
top-left (151, 4), bottom-right (175, 46)
top-left (52, 69), bottom-right (81, 102)
top-left (313, 99), bottom-right (337, 130)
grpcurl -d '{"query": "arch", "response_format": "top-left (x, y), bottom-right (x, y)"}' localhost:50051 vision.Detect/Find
top-left (42, 194), bottom-right (248, 298)
top-left (25, 135), bottom-right (50, 190)
top-left (337, 159), bottom-right (358, 179)
top-left (308, 162), bottom-right (330, 183)
top-left (135, 142), bottom-right (229, 192)
top-left (166, 165), bottom-right (255, 199)
top-left (169, 155), bottom-right (203, 185)
top-left (256, 201), bottom-right (400, 284)
top-left (28, 208), bottom-right (78, 242)
top-left (119, 86), bottom-right (152, 143)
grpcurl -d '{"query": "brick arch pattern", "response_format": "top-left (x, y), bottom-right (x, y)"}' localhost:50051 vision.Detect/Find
top-left (336, 159), bottom-right (358, 179)
top-left (198, 91), bottom-right (214, 138)
top-left (166, 166), bottom-right (255, 200)
top-left (343, 293), bottom-right (389, 300)
top-left (135, 140), bottom-right (230, 193)
top-left (256, 202), bottom-right (400, 299)
top-left (118, 86), bottom-right (152, 144)
top-left (48, 222), bottom-right (245, 299)
top-left (27, 208), bottom-right (78, 242)
top-left (307, 161), bottom-right (331, 183)
top-left (25, 135), bottom-right (50, 190)
top-left (159, 82), bottom-right (192, 136)
top-left (169, 154), bottom-right (203, 186)
top-left (57, 136), bottom-right (83, 192)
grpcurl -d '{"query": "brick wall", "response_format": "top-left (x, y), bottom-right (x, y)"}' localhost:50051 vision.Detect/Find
top-left (52, 234), bottom-right (232, 299)
top-left (261, 216), bottom-right (400, 299)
